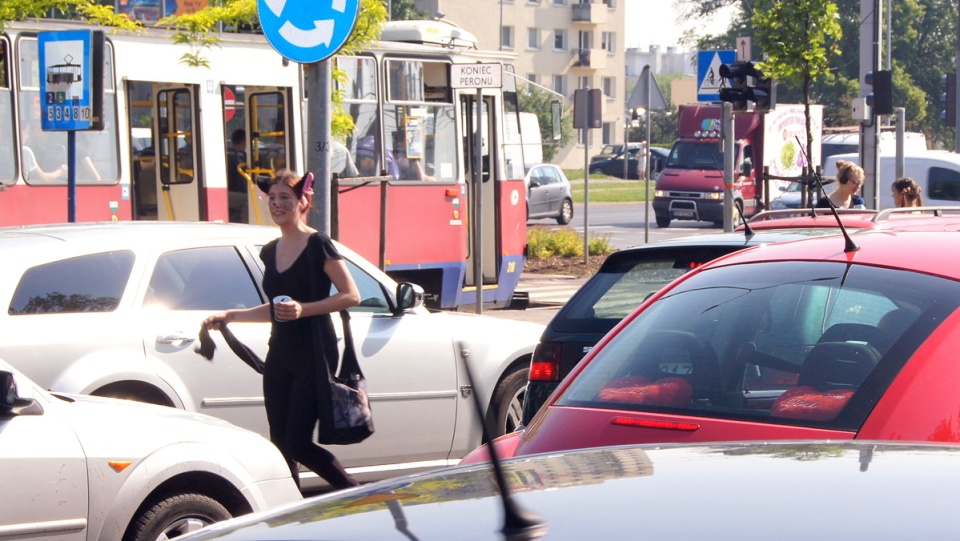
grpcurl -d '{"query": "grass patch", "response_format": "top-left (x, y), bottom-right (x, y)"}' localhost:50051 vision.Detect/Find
top-left (570, 179), bottom-right (653, 203)
top-left (527, 226), bottom-right (615, 258)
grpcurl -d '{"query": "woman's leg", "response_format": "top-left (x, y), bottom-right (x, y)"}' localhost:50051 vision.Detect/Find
top-left (265, 363), bottom-right (358, 489)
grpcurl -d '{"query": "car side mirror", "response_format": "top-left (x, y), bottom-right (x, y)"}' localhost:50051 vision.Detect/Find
top-left (394, 282), bottom-right (425, 314)
top-left (529, 178), bottom-right (542, 187)
top-left (0, 370), bottom-right (42, 416)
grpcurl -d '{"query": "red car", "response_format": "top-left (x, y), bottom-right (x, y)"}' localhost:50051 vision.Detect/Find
top-left (463, 229), bottom-right (960, 463)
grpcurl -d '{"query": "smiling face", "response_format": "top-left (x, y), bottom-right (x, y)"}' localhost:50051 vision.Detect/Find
top-left (267, 183), bottom-right (302, 226)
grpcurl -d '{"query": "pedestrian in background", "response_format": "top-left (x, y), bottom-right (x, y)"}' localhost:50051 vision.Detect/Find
top-left (892, 177), bottom-right (924, 207)
top-left (817, 160), bottom-right (865, 209)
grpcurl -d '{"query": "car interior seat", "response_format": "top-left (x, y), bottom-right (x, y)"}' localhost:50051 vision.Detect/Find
top-left (770, 341), bottom-right (881, 421)
top-left (817, 323), bottom-right (883, 347)
top-left (871, 308), bottom-right (918, 354)
top-left (596, 330), bottom-right (719, 407)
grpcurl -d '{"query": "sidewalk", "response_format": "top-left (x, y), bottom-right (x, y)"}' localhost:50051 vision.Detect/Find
top-left (517, 272), bottom-right (588, 307)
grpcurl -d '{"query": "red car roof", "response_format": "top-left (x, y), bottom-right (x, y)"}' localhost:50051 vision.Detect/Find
top-left (742, 207), bottom-right (960, 232)
top-left (711, 230), bottom-right (960, 280)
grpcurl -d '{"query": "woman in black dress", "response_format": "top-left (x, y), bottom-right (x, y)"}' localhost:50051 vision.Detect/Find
top-left (204, 169), bottom-right (361, 489)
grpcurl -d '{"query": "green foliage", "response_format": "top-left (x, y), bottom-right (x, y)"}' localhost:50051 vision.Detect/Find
top-left (518, 84), bottom-right (573, 162)
top-left (391, 0), bottom-right (428, 20)
top-left (526, 227), bottom-right (613, 259)
top-left (0, 0), bottom-right (141, 31)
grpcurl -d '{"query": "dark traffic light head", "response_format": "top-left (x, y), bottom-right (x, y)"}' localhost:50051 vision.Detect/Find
top-left (718, 61), bottom-right (776, 113)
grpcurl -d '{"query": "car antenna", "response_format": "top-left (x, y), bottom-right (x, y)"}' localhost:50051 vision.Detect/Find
top-left (794, 136), bottom-right (859, 253)
top-left (710, 155), bottom-right (755, 240)
top-left (457, 342), bottom-right (547, 540)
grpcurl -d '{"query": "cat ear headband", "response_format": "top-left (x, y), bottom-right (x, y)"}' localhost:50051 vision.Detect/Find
top-left (256, 172), bottom-right (315, 198)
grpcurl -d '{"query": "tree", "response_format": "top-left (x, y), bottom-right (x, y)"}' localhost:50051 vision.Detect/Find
top-left (391, 0), bottom-right (428, 21)
top-left (752, 0), bottom-right (842, 168)
top-left (518, 84), bottom-right (572, 162)
top-left (0, 0), bottom-right (140, 30)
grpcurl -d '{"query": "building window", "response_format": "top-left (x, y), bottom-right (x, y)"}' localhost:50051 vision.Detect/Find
top-left (553, 0), bottom-right (566, 4)
top-left (603, 0), bottom-right (616, 7)
top-left (527, 28), bottom-right (540, 50)
top-left (602, 122), bottom-right (613, 145)
top-left (502, 26), bottom-right (514, 49)
top-left (527, 0), bottom-right (541, 4)
top-left (577, 76), bottom-right (590, 89)
top-left (554, 29), bottom-right (567, 51)
top-left (578, 30), bottom-right (593, 49)
top-left (601, 32), bottom-right (615, 53)
top-left (602, 77), bottom-right (615, 98)
top-left (553, 75), bottom-right (565, 95)
top-left (527, 73), bottom-right (538, 85)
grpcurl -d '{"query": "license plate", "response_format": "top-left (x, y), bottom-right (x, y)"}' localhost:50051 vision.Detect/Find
top-left (672, 210), bottom-right (695, 218)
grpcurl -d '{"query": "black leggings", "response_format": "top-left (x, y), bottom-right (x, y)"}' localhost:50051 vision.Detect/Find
top-left (263, 361), bottom-right (358, 490)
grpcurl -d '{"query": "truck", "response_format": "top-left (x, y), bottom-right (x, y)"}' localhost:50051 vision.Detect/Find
top-left (653, 104), bottom-right (823, 227)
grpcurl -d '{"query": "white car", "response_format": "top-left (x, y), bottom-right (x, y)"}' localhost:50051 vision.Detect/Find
top-left (0, 222), bottom-right (544, 488)
top-left (0, 357), bottom-right (300, 541)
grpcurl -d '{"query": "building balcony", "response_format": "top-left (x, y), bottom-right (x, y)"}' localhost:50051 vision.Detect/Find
top-left (572, 48), bottom-right (606, 70)
top-left (571, 2), bottom-right (607, 25)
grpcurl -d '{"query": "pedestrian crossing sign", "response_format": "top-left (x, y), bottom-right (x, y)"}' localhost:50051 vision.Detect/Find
top-left (697, 50), bottom-right (736, 102)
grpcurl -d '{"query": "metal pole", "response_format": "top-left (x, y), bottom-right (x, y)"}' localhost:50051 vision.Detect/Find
top-left (583, 127), bottom-right (589, 265)
top-left (644, 68), bottom-right (652, 244)
top-left (895, 107), bottom-right (905, 183)
top-left (306, 60), bottom-right (332, 234)
top-left (67, 131), bottom-right (76, 223)
top-left (722, 103), bottom-right (734, 232)
top-left (474, 88), bottom-right (484, 314)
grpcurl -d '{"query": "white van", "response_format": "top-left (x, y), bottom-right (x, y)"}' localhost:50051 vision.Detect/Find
top-left (821, 131), bottom-right (927, 164)
top-left (823, 151), bottom-right (960, 209)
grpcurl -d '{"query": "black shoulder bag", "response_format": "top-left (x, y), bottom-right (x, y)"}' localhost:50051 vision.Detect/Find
top-left (307, 235), bottom-right (374, 445)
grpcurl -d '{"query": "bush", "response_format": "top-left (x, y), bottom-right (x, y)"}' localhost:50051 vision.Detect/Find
top-left (527, 226), bottom-right (614, 258)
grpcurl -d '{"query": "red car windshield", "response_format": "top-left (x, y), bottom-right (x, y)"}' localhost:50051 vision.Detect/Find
top-left (557, 260), bottom-right (959, 431)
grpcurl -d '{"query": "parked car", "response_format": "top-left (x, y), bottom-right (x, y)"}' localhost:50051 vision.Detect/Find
top-left (525, 163), bottom-right (574, 224)
top-left (0, 222), bottom-right (544, 489)
top-left (181, 440), bottom-right (960, 540)
top-left (465, 229), bottom-right (960, 463)
top-left (588, 146), bottom-right (669, 180)
top-left (522, 227), bottom-right (851, 424)
top-left (590, 143), bottom-right (641, 164)
top-left (0, 356), bottom-right (300, 541)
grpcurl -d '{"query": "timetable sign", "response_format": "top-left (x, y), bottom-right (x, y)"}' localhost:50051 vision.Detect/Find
top-left (38, 30), bottom-right (105, 131)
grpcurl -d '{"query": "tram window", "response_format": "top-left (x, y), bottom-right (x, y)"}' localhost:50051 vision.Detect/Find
top-left (157, 88), bottom-right (196, 185)
top-left (249, 92), bottom-right (288, 174)
top-left (16, 37), bottom-right (119, 186)
top-left (384, 104), bottom-right (456, 182)
top-left (386, 60), bottom-right (451, 103)
top-left (337, 56), bottom-right (378, 101)
top-left (0, 38), bottom-right (14, 185)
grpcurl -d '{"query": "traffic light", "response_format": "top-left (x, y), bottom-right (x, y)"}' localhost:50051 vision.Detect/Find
top-left (865, 70), bottom-right (893, 116)
top-left (942, 73), bottom-right (956, 128)
top-left (718, 61), bottom-right (777, 113)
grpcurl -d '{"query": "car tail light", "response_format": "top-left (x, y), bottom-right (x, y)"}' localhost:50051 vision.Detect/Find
top-left (611, 417), bottom-right (700, 431)
top-left (529, 342), bottom-right (561, 382)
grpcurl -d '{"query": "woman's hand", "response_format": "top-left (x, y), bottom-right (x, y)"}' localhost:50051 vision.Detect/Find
top-left (273, 299), bottom-right (303, 322)
top-left (203, 311), bottom-right (230, 330)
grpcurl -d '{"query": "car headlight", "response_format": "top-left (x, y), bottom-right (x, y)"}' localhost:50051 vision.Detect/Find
top-left (654, 190), bottom-right (665, 197)
top-left (705, 192), bottom-right (723, 200)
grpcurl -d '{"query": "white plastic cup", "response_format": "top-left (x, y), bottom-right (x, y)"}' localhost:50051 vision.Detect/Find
top-left (273, 295), bottom-right (292, 321)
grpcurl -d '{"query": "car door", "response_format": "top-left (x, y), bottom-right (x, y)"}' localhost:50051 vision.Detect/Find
top-left (0, 379), bottom-right (88, 541)
top-left (138, 243), bottom-right (271, 437)
top-left (527, 167), bottom-right (549, 216)
top-left (331, 259), bottom-right (459, 466)
top-left (539, 166), bottom-right (562, 212)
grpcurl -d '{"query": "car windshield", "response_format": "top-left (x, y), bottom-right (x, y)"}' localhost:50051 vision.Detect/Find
top-left (557, 260), bottom-right (960, 431)
top-left (665, 141), bottom-right (729, 170)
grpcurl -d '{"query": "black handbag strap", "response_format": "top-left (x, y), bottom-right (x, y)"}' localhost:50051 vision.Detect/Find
top-left (305, 233), bottom-right (363, 381)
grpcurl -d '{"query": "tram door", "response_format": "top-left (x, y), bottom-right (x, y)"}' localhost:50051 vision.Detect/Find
top-left (222, 86), bottom-right (293, 225)
top-left (460, 93), bottom-right (500, 289)
top-left (153, 84), bottom-right (202, 221)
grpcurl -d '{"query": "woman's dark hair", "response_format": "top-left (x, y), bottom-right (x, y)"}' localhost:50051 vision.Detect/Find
top-left (256, 169), bottom-right (313, 202)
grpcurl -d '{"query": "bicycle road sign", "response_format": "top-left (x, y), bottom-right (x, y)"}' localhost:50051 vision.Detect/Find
top-left (697, 50), bottom-right (735, 102)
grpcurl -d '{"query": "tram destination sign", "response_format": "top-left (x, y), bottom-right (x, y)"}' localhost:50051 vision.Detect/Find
top-left (38, 30), bottom-right (105, 131)
top-left (450, 63), bottom-right (503, 89)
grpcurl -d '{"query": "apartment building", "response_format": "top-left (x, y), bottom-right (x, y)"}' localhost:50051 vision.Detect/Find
top-left (414, 0), bottom-right (626, 168)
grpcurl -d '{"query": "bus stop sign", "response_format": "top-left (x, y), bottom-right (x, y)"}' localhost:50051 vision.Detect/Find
top-left (38, 30), bottom-right (104, 131)
top-left (257, 0), bottom-right (360, 64)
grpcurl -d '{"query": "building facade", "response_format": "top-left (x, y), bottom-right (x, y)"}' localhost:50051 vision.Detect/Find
top-left (415, 0), bottom-right (625, 168)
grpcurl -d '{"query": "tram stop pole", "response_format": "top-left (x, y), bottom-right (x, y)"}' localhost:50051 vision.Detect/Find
top-left (306, 60), bottom-right (333, 236)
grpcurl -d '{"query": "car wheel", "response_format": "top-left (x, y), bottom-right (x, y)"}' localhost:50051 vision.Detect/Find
top-left (556, 199), bottom-right (573, 225)
top-left (124, 492), bottom-right (231, 541)
top-left (486, 366), bottom-right (528, 437)
top-left (655, 214), bottom-right (671, 228)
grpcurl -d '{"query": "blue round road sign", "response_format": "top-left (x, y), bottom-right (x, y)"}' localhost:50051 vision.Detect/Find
top-left (257, 0), bottom-right (360, 64)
